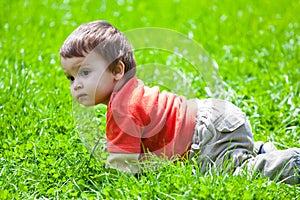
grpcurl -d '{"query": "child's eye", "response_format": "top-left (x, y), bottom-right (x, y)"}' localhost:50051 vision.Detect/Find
top-left (67, 76), bottom-right (74, 82)
top-left (81, 70), bottom-right (90, 76)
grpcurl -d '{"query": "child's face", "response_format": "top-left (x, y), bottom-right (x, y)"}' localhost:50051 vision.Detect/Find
top-left (61, 52), bottom-right (117, 106)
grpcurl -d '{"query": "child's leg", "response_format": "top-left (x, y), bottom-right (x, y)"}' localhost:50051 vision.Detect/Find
top-left (241, 148), bottom-right (300, 184)
top-left (190, 99), bottom-right (300, 184)
top-left (190, 98), bottom-right (254, 172)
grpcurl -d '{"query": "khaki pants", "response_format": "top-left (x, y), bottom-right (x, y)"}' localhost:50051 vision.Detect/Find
top-left (243, 148), bottom-right (300, 184)
top-left (189, 98), bottom-right (300, 184)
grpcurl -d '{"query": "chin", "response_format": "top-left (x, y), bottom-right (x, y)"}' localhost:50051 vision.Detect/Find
top-left (77, 101), bottom-right (95, 107)
top-left (83, 103), bottom-right (96, 107)
top-left (77, 99), bottom-right (103, 107)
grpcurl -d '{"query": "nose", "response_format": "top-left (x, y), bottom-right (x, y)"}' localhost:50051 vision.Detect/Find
top-left (73, 79), bottom-right (83, 91)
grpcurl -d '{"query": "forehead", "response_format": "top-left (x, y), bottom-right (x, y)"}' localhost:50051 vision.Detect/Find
top-left (61, 56), bottom-right (84, 72)
top-left (61, 51), bottom-right (110, 73)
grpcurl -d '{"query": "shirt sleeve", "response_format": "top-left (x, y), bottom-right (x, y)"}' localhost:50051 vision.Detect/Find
top-left (106, 110), bottom-right (142, 153)
top-left (106, 79), bottom-right (147, 154)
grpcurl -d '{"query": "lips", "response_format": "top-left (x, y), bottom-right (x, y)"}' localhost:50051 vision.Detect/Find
top-left (76, 94), bottom-right (88, 100)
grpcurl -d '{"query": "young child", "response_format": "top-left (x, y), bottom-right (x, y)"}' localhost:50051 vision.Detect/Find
top-left (59, 20), bottom-right (300, 184)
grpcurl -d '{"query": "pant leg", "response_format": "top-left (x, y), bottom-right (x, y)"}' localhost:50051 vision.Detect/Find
top-left (189, 99), bottom-right (254, 173)
top-left (242, 148), bottom-right (300, 184)
top-left (254, 141), bottom-right (277, 155)
top-left (190, 100), bottom-right (300, 184)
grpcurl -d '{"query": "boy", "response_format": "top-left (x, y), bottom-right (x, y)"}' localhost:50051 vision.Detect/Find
top-left (59, 20), bottom-right (300, 184)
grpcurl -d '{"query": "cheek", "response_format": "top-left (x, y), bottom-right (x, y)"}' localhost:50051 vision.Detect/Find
top-left (90, 77), bottom-right (103, 90)
top-left (85, 79), bottom-right (96, 91)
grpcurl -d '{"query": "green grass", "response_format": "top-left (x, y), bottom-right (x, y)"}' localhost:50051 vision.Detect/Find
top-left (1, 0), bottom-right (300, 199)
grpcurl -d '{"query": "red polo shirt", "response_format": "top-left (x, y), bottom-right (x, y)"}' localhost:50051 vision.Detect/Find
top-left (106, 77), bottom-right (198, 159)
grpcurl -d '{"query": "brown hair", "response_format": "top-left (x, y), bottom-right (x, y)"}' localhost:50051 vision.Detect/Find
top-left (59, 20), bottom-right (136, 74)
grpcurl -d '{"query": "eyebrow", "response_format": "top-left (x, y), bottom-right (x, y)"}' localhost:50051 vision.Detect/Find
top-left (64, 71), bottom-right (71, 76)
top-left (63, 66), bottom-right (80, 77)
top-left (71, 60), bottom-right (83, 70)
top-left (64, 60), bottom-right (83, 75)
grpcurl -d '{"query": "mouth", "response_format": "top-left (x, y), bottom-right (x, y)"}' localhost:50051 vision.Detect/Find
top-left (76, 94), bottom-right (88, 100)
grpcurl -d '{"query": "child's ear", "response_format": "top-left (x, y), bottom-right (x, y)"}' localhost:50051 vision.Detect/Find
top-left (112, 61), bottom-right (125, 81)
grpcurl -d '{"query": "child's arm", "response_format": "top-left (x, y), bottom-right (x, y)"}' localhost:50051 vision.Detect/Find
top-left (106, 153), bottom-right (140, 174)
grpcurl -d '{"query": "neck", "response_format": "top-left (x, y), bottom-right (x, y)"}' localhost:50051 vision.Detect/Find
top-left (113, 69), bottom-right (135, 92)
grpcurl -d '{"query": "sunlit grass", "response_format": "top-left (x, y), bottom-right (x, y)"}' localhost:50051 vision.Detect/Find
top-left (0, 0), bottom-right (299, 199)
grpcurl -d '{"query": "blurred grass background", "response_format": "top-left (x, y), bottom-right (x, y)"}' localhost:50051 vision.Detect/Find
top-left (0, 0), bottom-right (299, 199)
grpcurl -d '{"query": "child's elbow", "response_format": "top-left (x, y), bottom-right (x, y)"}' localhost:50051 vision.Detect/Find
top-left (106, 153), bottom-right (140, 174)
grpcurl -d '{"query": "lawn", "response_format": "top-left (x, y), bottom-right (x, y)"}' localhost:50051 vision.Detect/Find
top-left (1, 0), bottom-right (299, 199)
